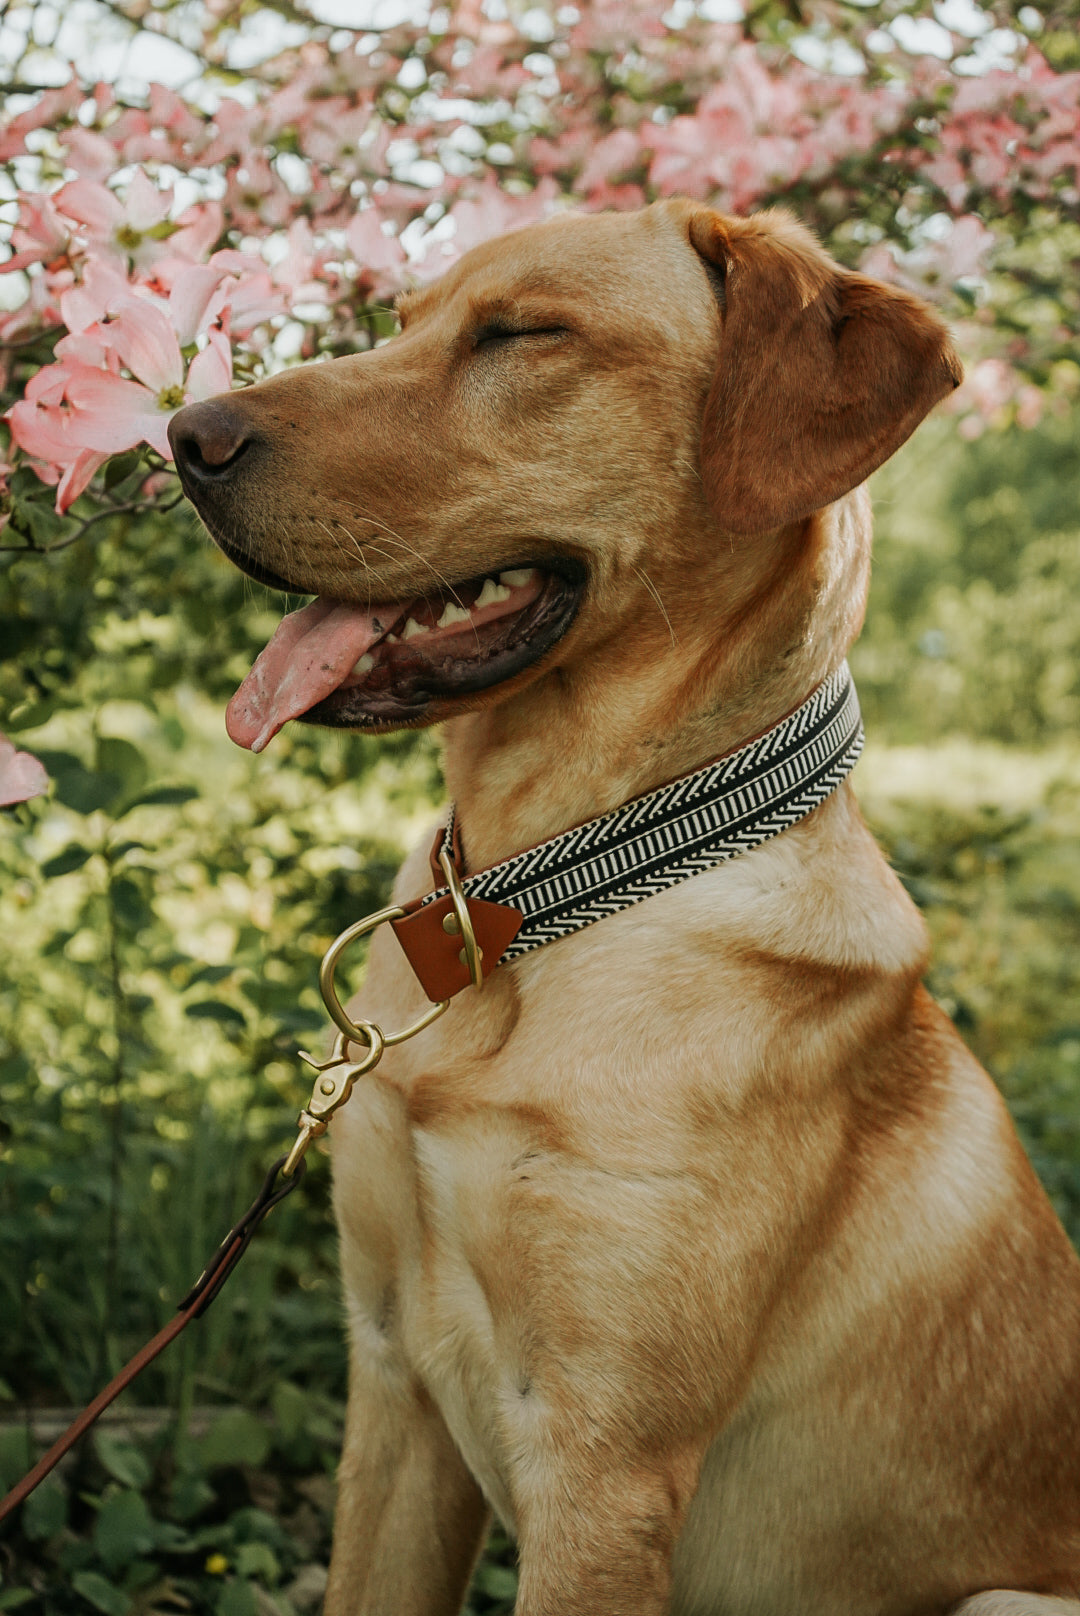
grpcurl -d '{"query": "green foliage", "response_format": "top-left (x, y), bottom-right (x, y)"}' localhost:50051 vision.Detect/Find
top-left (0, 1393), bottom-right (516, 1614)
top-left (0, 1386), bottom-right (343, 1614)
top-left (852, 404), bottom-right (1080, 743)
top-left (863, 776), bottom-right (1080, 1242)
top-left (0, 487), bottom-right (439, 1416)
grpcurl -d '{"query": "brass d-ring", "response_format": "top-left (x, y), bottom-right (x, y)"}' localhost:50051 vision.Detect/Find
top-left (318, 904), bottom-right (450, 1046)
top-left (438, 844), bottom-right (483, 991)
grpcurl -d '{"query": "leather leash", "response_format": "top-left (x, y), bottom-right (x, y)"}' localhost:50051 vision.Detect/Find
top-left (0, 1156), bottom-right (303, 1527)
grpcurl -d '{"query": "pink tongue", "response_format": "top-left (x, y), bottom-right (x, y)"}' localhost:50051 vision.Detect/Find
top-left (226, 597), bottom-right (392, 752)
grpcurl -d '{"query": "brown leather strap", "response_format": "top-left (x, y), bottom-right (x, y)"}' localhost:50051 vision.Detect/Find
top-left (394, 821), bottom-right (523, 1001)
top-left (391, 892), bottom-right (523, 1001)
top-left (0, 1306), bottom-right (197, 1526)
top-left (426, 818), bottom-right (464, 888)
top-left (0, 1156), bottom-right (304, 1528)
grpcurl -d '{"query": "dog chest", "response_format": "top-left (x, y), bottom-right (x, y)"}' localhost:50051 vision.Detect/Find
top-left (332, 1076), bottom-right (559, 1524)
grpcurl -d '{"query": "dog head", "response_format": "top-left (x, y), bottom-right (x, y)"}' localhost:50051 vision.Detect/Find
top-left (169, 201), bottom-right (960, 752)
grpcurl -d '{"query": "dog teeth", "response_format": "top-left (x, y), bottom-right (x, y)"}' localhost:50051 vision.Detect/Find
top-left (402, 616), bottom-right (429, 640)
top-left (353, 653), bottom-right (374, 674)
top-left (386, 632), bottom-right (400, 644)
top-left (475, 578), bottom-right (512, 608)
top-left (498, 568), bottom-right (537, 589)
top-left (437, 602), bottom-right (472, 629)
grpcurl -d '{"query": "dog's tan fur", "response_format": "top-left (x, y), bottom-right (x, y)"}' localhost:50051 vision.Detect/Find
top-left (176, 202), bottom-right (1080, 1613)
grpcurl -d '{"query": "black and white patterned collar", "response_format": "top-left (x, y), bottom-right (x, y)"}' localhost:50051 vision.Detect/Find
top-left (392, 663), bottom-right (864, 1000)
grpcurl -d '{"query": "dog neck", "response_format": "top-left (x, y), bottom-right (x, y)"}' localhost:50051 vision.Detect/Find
top-left (442, 493), bottom-right (872, 873)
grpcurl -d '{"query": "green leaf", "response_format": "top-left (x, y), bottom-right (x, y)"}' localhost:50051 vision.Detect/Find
top-left (0, 1053), bottom-right (30, 1085)
top-left (169, 1472), bottom-right (215, 1522)
top-left (92, 1488), bottom-right (156, 1574)
top-left (152, 1520), bottom-right (198, 1553)
top-left (96, 738), bottom-right (149, 801)
top-left (94, 1433), bottom-right (152, 1491)
top-left (185, 1001), bottom-right (246, 1029)
top-left (21, 1477), bottom-right (67, 1541)
top-left (120, 784), bottom-right (199, 811)
top-left (3, 695), bottom-right (60, 731)
top-left (473, 1563), bottom-right (518, 1599)
top-left (0, 618), bottom-right (39, 662)
top-left (71, 1570), bottom-right (131, 1616)
top-left (215, 1580), bottom-right (257, 1616)
top-left (42, 844), bottom-right (93, 879)
top-left (270, 1381), bottom-right (306, 1445)
top-left (30, 748), bottom-right (79, 778)
top-left (103, 451), bottom-right (144, 490)
top-left (0, 1427), bottom-right (33, 1491)
top-left (119, 1559), bottom-right (158, 1592)
top-left (234, 1542), bottom-right (279, 1582)
top-left (0, 1590), bottom-right (37, 1610)
top-left (12, 494), bottom-right (63, 549)
top-left (70, 771), bottom-right (125, 813)
top-left (188, 964), bottom-right (235, 985)
top-left (199, 1410), bottom-right (271, 1471)
top-left (109, 875), bottom-right (150, 929)
top-left (34, 752), bottom-right (122, 815)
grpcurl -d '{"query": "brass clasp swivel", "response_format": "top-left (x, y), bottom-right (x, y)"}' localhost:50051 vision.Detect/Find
top-left (283, 852), bottom-right (481, 1175)
top-left (282, 1026), bottom-right (384, 1177)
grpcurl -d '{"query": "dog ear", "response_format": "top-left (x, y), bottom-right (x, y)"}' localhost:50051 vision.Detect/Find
top-left (688, 208), bottom-right (963, 536)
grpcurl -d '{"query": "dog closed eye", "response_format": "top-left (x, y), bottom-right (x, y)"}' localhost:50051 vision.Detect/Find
top-left (473, 321), bottom-right (570, 350)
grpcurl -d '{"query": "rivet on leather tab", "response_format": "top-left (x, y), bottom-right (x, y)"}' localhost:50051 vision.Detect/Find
top-left (391, 895), bottom-right (522, 1002)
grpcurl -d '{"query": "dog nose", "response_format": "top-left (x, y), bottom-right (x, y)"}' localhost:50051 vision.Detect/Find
top-left (169, 400), bottom-right (254, 481)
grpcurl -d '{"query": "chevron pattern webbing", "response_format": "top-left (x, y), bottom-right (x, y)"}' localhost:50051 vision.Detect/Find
top-left (428, 662), bottom-right (863, 962)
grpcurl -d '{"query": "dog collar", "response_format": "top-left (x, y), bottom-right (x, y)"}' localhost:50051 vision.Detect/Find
top-left (390, 661), bottom-right (864, 1002)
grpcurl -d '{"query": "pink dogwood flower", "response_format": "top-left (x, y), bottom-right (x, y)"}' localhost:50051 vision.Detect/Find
top-left (59, 257), bottom-right (136, 334)
top-left (0, 78), bottom-right (82, 162)
top-left (8, 299), bottom-right (233, 510)
top-left (65, 316), bottom-right (231, 462)
top-left (53, 171), bottom-right (174, 270)
top-left (0, 194), bottom-right (71, 274)
top-left (0, 736), bottom-right (50, 808)
top-left (0, 13), bottom-right (1075, 515)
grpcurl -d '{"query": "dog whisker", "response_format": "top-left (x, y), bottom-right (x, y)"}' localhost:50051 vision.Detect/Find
top-left (335, 505), bottom-right (464, 609)
top-left (633, 566), bottom-right (677, 647)
top-left (329, 510), bottom-right (481, 650)
top-left (358, 537), bottom-right (483, 653)
top-left (318, 519), bottom-right (395, 611)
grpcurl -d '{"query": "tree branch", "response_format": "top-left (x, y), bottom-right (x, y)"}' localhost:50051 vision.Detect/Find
top-left (0, 493), bottom-right (184, 555)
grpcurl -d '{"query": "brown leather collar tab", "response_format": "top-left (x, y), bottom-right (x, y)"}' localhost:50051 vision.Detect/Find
top-left (394, 821), bottom-right (522, 1001)
top-left (391, 891), bottom-right (523, 1002)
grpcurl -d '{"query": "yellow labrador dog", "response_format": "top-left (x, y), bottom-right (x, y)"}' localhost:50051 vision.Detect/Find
top-left (170, 201), bottom-right (1080, 1616)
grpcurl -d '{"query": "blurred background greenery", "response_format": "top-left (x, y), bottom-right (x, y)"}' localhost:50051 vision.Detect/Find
top-left (1, 401), bottom-right (1079, 1612)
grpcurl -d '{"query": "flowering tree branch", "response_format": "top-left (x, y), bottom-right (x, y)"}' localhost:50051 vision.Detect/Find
top-left (0, 484), bottom-right (183, 555)
top-left (0, 0), bottom-right (1077, 547)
